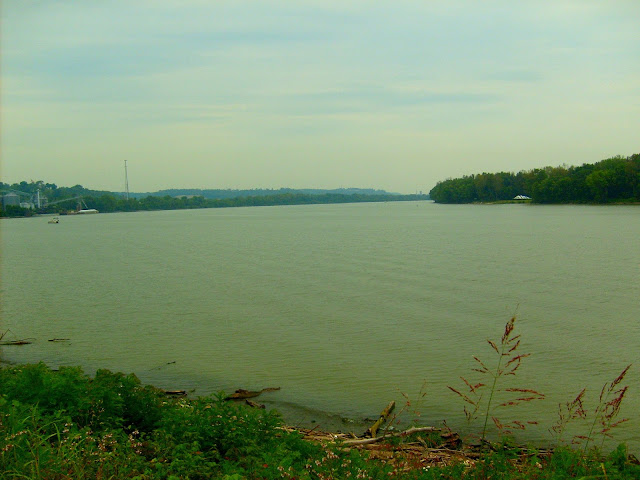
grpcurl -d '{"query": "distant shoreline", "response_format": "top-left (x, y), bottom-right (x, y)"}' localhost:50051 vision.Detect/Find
top-left (1, 194), bottom-right (431, 218)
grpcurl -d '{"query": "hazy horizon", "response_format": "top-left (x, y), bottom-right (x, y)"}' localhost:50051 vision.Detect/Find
top-left (2, 1), bottom-right (638, 194)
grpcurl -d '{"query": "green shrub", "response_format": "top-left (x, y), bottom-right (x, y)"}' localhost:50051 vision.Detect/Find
top-left (0, 364), bottom-right (88, 416)
top-left (0, 364), bottom-right (164, 432)
top-left (88, 369), bottom-right (164, 431)
top-left (159, 393), bottom-right (302, 460)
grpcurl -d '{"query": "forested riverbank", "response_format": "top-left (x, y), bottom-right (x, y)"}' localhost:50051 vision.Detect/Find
top-left (429, 154), bottom-right (640, 204)
top-left (0, 180), bottom-right (427, 218)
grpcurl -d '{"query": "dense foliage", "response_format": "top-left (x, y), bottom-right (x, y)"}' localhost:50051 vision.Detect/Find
top-left (0, 364), bottom-right (317, 479)
top-left (1, 364), bottom-right (638, 479)
top-left (429, 154), bottom-right (640, 204)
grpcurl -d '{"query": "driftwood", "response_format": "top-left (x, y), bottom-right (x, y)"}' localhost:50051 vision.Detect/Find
top-left (345, 426), bottom-right (441, 445)
top-left (165, 390), bottom-right (187, 397)
top-left (0, 340), bottom-right (33, 346)
top-left (365, 401), bottom-right (395, 438)
top-left (281, 425), bottom-right (571, 473)
top-left (225, 387), bottom-right (281, 401)
top-left (245, 399), bottom-right (266, 409)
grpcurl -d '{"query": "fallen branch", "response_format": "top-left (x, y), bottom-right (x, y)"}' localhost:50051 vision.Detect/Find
top-left (344, 426), bottom-right (441, 445)
top-left (245, 399), bottom-right (266, 409)
top-left (365, 401), bottom-right (395, 438)
top-left (165, 390), bottom-right (187, 397)
top-left (225, 387), bottom-right (281, 400)
top-left (0, 339), bottom-right (34, 346)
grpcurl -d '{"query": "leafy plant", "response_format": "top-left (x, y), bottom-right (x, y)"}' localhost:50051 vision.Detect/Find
top-left (0, 363), bottom-right (165, 433)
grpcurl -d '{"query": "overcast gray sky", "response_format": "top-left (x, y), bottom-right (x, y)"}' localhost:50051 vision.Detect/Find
top-left (2, 1), bottom-right (638, 193)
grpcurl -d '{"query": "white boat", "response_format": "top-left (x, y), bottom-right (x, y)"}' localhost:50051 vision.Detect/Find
top-left (76, 209), bottom-right (99, 214)
top-left (48, 216), bottom-right (60, 224)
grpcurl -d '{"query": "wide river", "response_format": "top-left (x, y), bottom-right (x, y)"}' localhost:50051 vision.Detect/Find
top-left (1, 202), bottom-right (638, 452)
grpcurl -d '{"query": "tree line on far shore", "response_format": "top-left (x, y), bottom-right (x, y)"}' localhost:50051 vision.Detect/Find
top-left (429, 153), bottom-right (640, 204)
top-left (0, 179), bottom-right (428, 217)
top-left (83, 191), bottom-right (427, 213)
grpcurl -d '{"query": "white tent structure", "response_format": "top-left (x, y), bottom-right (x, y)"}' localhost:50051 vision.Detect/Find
top-left (513, 195), bottom-right (531, 200)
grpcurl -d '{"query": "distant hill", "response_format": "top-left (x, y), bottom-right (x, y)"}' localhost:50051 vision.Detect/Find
top-left (121, 187), bottom-right (400, 200)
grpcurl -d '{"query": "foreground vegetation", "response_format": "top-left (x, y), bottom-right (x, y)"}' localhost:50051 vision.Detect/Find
top-left (0, 361), bottom-right (637, 479)
top-left (429, 153), bottom-right (640, 204)
top-left (1, 317), bottom-right (636, 478)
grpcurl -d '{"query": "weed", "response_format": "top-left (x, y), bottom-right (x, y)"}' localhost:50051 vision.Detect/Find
top-left (549, 365), bottom-right (632, 454)
top-left (551, 388), bottom-right (588, 445)
top-left (448, 315), bottom-right (544, 442)
top-left (569, 365), bottom-right (632, 454)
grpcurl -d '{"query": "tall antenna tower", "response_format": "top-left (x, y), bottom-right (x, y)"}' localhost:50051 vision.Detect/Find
top-left (124, 159), bottom-right (130, 200)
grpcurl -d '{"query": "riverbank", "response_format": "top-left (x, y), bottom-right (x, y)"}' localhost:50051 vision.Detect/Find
top-left (1, 362), bottom-right (638, 479)
top-left (0, 191), bottom-right (430, 218)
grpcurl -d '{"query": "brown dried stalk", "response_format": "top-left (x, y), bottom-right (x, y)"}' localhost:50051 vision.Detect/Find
top-left (583, 364), bottom-right (632, 452)
top-left (550, 388), bottom-right (587, 444)
top-left (448, 315), bottom-right (544, 442)
top-left (385, 380), bottom-right (428, 437)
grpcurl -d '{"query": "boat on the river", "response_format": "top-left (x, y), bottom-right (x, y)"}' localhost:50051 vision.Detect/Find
top-left (48, 216), bottom-right (60, 224)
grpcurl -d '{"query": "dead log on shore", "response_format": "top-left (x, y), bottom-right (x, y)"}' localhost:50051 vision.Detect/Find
top-left (165, 390), bottom-right (188, 397)
top-left (281, 425), bottom-right (568, 472)
top-left (246, 399), bottom-right (266, 409)
top-left (365, 401), bottom-right (395, 438)
top-left (346, 426), bottom-right (441, 445)
top-left (225, 387), bottom-right (281, 400)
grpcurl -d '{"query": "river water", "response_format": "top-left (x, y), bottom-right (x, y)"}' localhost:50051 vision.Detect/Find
top-left (1, 202), bottom-right (638, 451)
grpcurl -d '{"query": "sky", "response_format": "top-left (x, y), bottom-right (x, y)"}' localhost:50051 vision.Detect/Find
top-left (1, 1), bottom-right (638, 194)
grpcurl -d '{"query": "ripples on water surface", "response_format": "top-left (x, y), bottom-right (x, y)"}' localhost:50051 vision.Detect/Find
top-left (1, 202), bottom-right (639, 451)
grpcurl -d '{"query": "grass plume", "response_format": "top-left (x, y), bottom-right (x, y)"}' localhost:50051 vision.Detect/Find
top-left (448, 315), bottom-right (545, 442)
top-left (551, 365), bottom-right (632, 454)
top-left (583, 365), bottom-right (631, 452)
